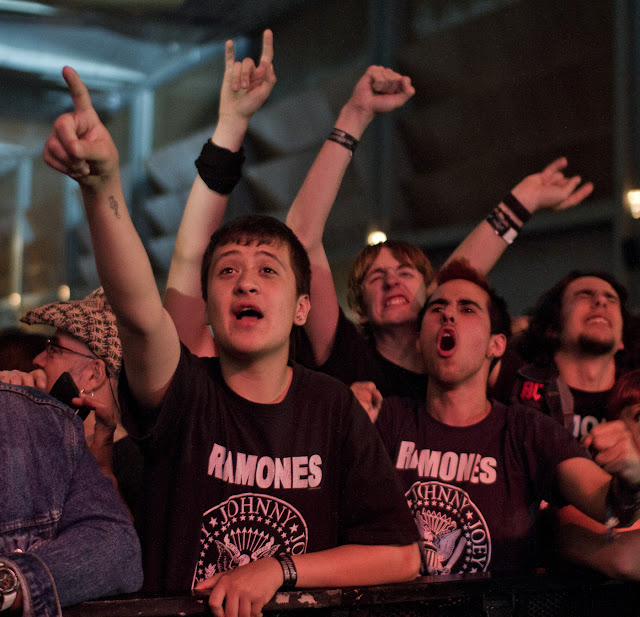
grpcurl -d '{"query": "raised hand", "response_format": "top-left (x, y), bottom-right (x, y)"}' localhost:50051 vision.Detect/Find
top-left (343, 65), bottom-right (415, 126)
top-left (511, 157), bottom-right (594, 216)
top-left (218, 29), bottom-right (276, 127)
top-left (43, 66), bottom-right (119, 190)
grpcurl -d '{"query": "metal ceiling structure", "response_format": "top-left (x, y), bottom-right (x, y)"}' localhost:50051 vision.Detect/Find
top-left (0, 0), bottom-right (318, 316)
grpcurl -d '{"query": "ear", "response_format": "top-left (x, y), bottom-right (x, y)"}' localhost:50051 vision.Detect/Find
top-left (487, 333), bottom-right (507, 360)
top-left (294, 295), bottom-right (311, 326)
top-left (78, 358), bottom-right (109, 394)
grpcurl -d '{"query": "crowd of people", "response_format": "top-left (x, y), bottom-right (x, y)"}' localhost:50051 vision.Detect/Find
top-left (2, 29), bottom-right (640, 617)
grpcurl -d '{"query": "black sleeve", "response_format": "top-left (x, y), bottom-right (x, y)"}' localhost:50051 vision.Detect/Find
top-left (317, 308), bottom-right (376, 387)
top-left (338, 396), bottom-right (418, 547)
top-left (512, 405), bottom-right (589, 503)
top-left (119, 344), bottom-right (211, 447)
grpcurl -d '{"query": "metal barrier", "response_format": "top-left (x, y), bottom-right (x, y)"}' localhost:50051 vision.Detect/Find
top-left (63, 571), bottom-right (640, 617)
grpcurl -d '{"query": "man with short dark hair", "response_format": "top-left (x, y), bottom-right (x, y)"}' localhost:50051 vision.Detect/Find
top-left (374, 260), bottom-right (640, 576)
top-left (507, 271), bottom-right (628, 439)
top-left (43, 63), bottom-right (421, 616)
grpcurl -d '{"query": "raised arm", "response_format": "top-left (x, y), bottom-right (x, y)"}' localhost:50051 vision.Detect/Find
top-left (164, 30), bottom-right (276, 357)
top-left (286, 66), bottom-right (415, 365)
top-left (43, 67), bottom-right (179, 408)
top-left (442, 158), bottom-right (594, 280)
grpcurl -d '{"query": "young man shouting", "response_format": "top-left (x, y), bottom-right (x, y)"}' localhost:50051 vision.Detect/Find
top-left (374, 261), bottom-right (640, 575)
top-left (43, 62), bottom-right (419, 617)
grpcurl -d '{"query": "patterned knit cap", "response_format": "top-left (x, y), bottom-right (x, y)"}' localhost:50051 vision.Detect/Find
top-left (20, 287), bottom-right (121, 376)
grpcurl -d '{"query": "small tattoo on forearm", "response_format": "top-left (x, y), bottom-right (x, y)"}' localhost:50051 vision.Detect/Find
top-left (109, 196), bottom-right (121, 219)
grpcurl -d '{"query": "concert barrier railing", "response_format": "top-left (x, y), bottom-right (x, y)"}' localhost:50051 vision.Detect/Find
top-left (63, 571), bottom-right (640, 617)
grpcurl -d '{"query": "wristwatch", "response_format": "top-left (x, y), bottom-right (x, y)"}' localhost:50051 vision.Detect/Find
top-left (0, 563), bottom-right (19, 612)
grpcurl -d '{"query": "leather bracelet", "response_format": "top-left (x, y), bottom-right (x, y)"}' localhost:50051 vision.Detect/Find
top-left (327, 127), bottom-right (359, 157)
top-left (486, 207), bottom-right (518, 244)
top-left (275, 553), bottom-right (297, 590)
top-left (502, 192), bottom-right (532, 223)
top-left (195, 140), bottom-right (245, 194)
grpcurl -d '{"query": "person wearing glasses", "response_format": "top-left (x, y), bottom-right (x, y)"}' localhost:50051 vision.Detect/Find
top-left (0, 288), bottom-right (141, 514)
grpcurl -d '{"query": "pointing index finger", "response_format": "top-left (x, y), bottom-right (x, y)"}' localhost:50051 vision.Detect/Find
top-left (259, 29), bottom-right (274, 66)
top-left (225, 39), bottom-right (236, 72)
top-left (62, 66), bottom-right (94, 113)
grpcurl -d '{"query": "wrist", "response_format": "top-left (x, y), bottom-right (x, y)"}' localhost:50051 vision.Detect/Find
top-left (212, 114), bottom-right (250, 152)
top-left (274, 553), bottom-right (297, 590)
top-left (335, 102), bottom-right (373, 139)
top-left (509, 185), bottom-right (538, 217)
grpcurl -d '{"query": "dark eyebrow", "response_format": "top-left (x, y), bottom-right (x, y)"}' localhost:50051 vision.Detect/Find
top-left (426, 298), bottom-right (448, 309)
top-left (459, 299), bottom-right (484, 310)
top-left (574, 288), bottom-right (620, 300)
top-left (213, 248), bottom-right (286, 270)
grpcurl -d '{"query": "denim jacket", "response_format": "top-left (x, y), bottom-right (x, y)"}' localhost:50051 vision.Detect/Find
top-left (0, 383), bottom-right (143, 616)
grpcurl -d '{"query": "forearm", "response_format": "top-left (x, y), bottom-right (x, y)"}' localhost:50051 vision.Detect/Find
top-left (292, 542), bottom-right (420, 588)
top-left (168, 117), bottom-right (247, 280)
top-left (81, 174), bottom-right (164, 335)
top-left (559, 523), bottom-right (640, 580)
top-left (286, 101), bottom-right (373, 251)
top-left (165, 117), bottom-right (249, 356)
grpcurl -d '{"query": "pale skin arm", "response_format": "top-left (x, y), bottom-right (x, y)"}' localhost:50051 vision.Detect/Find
top-left (43, 67), bottom-right (179, 409)
top-left (285, 66), bottom-right (415, 366)
top-left (195, 542), bottom-right (420, 617)
top-left (441, 157), bottom-right (594, 281)
top-left (165, 30), bottom-right (276, 357)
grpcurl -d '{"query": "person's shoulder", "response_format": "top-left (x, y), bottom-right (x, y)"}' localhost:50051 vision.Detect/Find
top-left (0, 383), bottom-right (80, 437)
top-left (501, 399), bottom-right (569, 435)
top-left (379, 394), bottom-right (422, 424)
top-left (0, 382), bottom-right (75, 416)
top-left (292, 361), bottom-right (354, 399)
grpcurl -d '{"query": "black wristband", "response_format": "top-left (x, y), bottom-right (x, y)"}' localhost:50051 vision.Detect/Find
top-left (327, 127), bottom-right (359, 157)
top-left (275, 553), bottom-right (297, 590)
top-left (195, 140), bottom-right (245, 195)
top-left (502, 192), bottom-right (532, 223)
top-left (486, 207), bottom-right (518, 244)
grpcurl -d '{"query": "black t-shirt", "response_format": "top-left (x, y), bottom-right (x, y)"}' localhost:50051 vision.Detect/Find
top-left (376, 399), bottom-right (589, 575)
top-left (295, 308), bottom-right (427, 399)
top-left (120, 345), bottom-right (417, 592)
top-left (569, 388), bottom-right (610, 439)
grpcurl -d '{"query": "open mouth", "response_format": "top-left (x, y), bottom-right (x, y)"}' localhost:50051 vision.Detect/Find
top-left (384, 296), bottom-right (408, 308)
top-left (235, 307), bottom-right (263, 320)
top-left (437, 328), bottom-right (456, 354)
